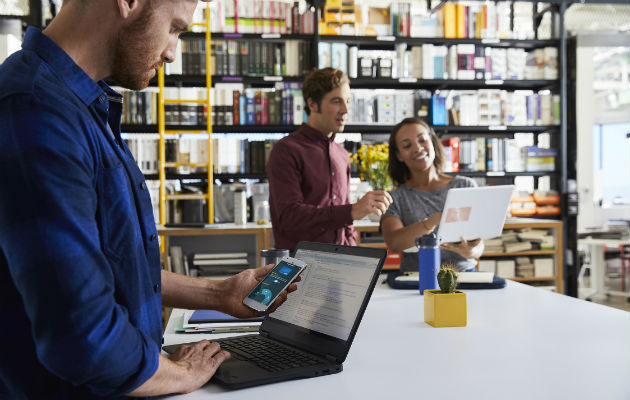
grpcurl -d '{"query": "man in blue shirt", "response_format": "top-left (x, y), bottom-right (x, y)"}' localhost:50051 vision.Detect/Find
top-left (0, 0), bottom-right (296, 398)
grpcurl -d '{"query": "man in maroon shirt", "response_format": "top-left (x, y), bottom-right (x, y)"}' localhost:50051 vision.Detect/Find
top-left (266, 68), bottom-right (393, 251)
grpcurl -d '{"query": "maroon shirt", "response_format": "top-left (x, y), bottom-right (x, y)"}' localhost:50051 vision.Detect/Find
top-left (266, 124), bottom-right (356, 251)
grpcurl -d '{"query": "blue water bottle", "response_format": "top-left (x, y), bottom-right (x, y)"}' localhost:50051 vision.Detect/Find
top-left (416, 233), bottom-right (440, 295)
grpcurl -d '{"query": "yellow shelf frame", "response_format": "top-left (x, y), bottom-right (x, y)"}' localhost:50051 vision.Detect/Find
top-left (158, 4), bottom-right (213, 225)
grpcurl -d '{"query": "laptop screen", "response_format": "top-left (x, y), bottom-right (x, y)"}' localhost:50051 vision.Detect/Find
top-left (269, 248), bottom-right (381, 341)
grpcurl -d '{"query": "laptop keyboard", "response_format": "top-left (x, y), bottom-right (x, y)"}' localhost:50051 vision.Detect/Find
top-left (217, 335), bottom-right (323, 372)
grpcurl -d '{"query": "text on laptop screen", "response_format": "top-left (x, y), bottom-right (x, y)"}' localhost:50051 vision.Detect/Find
top-left (270, 249), bottom-right (379, 341)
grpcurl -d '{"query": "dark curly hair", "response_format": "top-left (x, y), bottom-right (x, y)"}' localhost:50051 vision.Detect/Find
top-left (387, 117), bottom-right (445, 185)
top-left (302, 68), bottom-right (349, 116)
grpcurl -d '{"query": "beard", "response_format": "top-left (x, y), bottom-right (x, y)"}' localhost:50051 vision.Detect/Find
top-left (110, 8), bottom-right (161, 91)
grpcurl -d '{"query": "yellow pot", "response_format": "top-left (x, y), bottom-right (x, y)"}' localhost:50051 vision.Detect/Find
top-left (424, 289), bottom-right (467, 327)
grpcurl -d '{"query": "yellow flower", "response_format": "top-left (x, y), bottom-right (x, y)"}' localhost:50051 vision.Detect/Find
top-left (349, 143), bottom-right (392, 191)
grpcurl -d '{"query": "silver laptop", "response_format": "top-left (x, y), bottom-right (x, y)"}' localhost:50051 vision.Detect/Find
top-left (437, 185), bottom-right (514, 243)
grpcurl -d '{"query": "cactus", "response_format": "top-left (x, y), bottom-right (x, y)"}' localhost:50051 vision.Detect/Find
top-left (437, 265), bottom-right (458, 293)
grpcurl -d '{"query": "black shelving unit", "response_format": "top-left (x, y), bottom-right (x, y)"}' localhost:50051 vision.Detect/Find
top-left (144, 172), bottom-right (267, 181)
top-left (150, 75), bottom-right (306, 88)
top-left (345, 125), bottom-right (560, 135)
top-left (348, 78), bottom-right (559, 90)
top-left (117, 0), bottom-right (581, 295)
top-left (320, 34), bottom-right (560, 49)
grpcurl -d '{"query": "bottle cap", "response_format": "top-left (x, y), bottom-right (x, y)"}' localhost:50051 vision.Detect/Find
top-left (415, 233), bottom-right (439, 248)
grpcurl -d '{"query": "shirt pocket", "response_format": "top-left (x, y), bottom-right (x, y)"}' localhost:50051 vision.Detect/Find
top-left (96, 164), bottom-right (137, 261)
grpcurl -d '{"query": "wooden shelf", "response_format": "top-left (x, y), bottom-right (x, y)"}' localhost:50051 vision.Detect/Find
top-left (482, 249), bottom-right (557, 257)
top-left (482, 219), bottom-right (564, 293)
top-left (510, 276), bottom-right (558, 282)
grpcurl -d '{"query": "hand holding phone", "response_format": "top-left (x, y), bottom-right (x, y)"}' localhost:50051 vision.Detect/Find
top-left (243, 256), bottom-right (307, 312)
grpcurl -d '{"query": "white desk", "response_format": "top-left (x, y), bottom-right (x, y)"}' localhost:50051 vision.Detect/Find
top-left (162, 281), bottom-right (629, 400)
top-left (578, 237), bottom-right (630, 301)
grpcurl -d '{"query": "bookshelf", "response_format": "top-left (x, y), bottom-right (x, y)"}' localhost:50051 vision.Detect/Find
top-left (118, 0), bottom-right (577, 293)
top-left (156, 4), bottom-right (214, 224)
top-left (482, 219), bottom-right (564, 292)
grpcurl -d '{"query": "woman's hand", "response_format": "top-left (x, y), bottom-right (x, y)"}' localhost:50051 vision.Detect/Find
top-left (440, 237), bottom-right (484, 259)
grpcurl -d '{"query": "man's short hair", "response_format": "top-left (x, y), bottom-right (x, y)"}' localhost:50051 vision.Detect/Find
top-left (302, 68), bottom-right (349, 115)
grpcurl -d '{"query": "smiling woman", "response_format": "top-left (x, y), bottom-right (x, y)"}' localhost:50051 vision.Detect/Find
top-left (380, 117), bottom-right (484, 272)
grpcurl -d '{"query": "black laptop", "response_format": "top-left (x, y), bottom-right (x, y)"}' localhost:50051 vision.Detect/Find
top-left (163, 241), bottom-right (387, 389)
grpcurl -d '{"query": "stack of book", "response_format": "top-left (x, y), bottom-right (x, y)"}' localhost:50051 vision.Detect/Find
top-left (534, 258), bottom-right (554, 277)
top-left (496, 259), bottom-right (516, 278)
top-left (515, 256), bottom-right (534, 277)
top-left (178, 310), bottom-right (263, 334)
top-left (192, 252), bottom-right (250, 276)
top-left (483, 228), bottom-right (555, 254)
top-left (517, 229), bottom-right (555, 249)
top-left (483, 237), bottom-right (505, 253)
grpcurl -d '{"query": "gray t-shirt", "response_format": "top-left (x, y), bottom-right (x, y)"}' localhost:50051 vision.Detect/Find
top-left (382, 176), bottom-right (478, 272)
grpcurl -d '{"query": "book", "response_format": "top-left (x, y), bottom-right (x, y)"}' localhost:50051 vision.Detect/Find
top-left (430, 95), bottom-right (447, 126)
top-left (534, 258), bottom-right (554, 277)
top-left (517, 230), bottom-right (550, 242)
top-left (477, 259), bottom-right (496, 273)
top-left (516, 264), bottom-right (535, 278)
top-left (169, 246), bottom-right (186, 275)
top-left (187, 310), bottom-right (263, 325)
top-left (178, 310), bottom-right (264, 333)
top-left (496, 260), bottom-right (515, 278)
top-left (456, 44), bottom-right (475, 80)
top-left (504, 241), bottom-right (533, 253)
top-left (443, 3), bottom-right (457, 39)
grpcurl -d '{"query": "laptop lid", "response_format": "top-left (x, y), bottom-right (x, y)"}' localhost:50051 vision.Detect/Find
top-left (436, 185), bottom-right (514, 243)
top-left (259, 241), bottom-right (387, 364)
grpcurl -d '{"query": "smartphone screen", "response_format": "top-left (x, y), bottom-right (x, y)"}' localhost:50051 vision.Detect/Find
top-left (245, 259), bottom-right (304, 309)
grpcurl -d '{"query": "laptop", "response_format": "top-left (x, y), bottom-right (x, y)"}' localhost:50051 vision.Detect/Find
top-left (163, 241), bottom-right (387, 389)
top-left (437, 184), bottom-right (514, 243)
top-left (390, 185), bottom-right (513, 289)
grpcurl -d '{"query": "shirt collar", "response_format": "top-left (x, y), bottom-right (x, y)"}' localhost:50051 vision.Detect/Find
top-left (22, 27), bottom-right (104, 106)
top-left (299, 123), bottom-right (337, 143)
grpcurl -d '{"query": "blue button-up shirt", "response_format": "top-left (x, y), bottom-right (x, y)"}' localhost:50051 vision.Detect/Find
top-left (0, 28), bottom-right (161, 399)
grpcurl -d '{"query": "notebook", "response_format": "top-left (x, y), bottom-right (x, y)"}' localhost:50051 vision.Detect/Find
top-left (162, 241), bottom-right (387, 389)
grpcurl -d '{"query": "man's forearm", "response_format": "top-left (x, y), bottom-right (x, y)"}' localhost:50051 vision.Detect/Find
top-left (128, 342), bottom-right (229, 397)
top-left (161, 270), bottom-right (224, 310)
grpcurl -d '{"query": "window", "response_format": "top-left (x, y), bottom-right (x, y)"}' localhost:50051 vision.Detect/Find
top-left (593, 122), bottom-right (630, 207)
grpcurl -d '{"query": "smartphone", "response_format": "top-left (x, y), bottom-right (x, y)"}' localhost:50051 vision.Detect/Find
top-left (243, 256), bottom-right (307, 312)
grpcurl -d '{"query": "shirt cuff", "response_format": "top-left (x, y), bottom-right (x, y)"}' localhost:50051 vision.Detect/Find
top-left (331, 204), bottom-right (354, 227)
